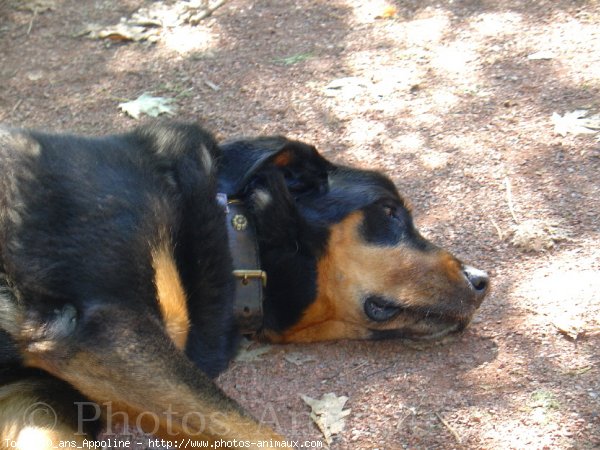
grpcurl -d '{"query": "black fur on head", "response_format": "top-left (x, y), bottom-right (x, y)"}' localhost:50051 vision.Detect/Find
top-left (218, 137), bottom-right (410, 335)
top-left (218, 137), bottom-right (333, 198)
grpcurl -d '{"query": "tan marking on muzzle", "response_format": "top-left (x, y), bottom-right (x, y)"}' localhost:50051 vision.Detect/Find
top-left (276, 211), bottom-right (474, 342)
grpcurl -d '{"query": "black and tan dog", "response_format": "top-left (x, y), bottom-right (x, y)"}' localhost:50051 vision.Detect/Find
top-left (0, 122), bottom-right (488, 449)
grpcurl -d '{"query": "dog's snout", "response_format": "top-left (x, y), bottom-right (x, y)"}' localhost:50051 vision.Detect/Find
top-left (463, 265), bottom-right (489, 297)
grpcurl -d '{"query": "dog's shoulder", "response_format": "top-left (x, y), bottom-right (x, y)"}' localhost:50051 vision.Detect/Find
top-left (1, 122), bottom-right (222, 228)
top-left (0, 122), bottom-right (223, 304)
top-left (131, 121), bottom-right (220, 163)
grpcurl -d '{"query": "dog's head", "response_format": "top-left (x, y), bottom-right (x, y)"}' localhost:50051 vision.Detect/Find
top-left (219, 137), bottom-right (489, 343)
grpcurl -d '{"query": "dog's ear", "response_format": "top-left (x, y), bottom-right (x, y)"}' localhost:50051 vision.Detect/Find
top-left (218, 137), bottom-right (332, 197)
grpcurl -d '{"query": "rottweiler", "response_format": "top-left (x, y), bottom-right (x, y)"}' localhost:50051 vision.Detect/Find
top-left (0, 122), bottom-right (488, 449)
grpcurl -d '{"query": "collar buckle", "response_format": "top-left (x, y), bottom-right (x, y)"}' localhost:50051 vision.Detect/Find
top-left (232, 270), bottom-right (267, 287)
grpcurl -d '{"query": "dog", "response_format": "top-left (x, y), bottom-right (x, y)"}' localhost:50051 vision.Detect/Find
top-left (0, 121), bottom-right (489, 449)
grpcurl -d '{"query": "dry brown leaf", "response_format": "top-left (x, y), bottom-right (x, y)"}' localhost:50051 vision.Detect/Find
top-left (301, 392), bottom-right (350, 445)
top-left (552, 110), bottom-right (600, 137)
top-left (86, 20), bottom-right (160, 42)
top-left (527, 50), bottom-right (555, 60)
top-left (80, 1), bottom-right (228, 43)
top-left (511, 219), bottom-right (569, 252)
top-left (118, 93), bottom-right (176, 119)
top-left (234, 338), bottom-right (272, 362)
top-left (553, 317), bottom-right (585, 340)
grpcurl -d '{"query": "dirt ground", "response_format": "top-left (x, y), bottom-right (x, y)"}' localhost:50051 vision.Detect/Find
top-left (1, 0), bottom-right (599, 449)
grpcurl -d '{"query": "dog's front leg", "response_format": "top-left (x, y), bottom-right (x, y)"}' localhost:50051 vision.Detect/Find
top-left (21, 304), bottom-right (287, 449)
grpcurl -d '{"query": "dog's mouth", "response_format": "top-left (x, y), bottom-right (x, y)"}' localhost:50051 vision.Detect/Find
top-left (364, 295), bottom-right (473, 341)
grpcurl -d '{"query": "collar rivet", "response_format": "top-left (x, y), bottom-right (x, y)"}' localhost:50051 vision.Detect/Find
top-left (232, 214), bottom-right (248, 231)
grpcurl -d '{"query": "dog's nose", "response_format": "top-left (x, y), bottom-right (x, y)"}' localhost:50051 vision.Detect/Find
top-left (463, 265), bottom-right (489, 298)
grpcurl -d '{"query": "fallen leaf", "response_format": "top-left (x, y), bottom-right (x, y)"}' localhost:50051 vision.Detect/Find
top-left (234, 338), bottom-right (272, 362)
top-left (552, 110), bottom-right (600, 137)
top-left (235, 346), bottom-right (272, 362)
top-left (553, 317), bottom-right (585, 340)
top-left (527, 50), bottom-right (555, 60)
top-left (118, 93), bottom-right (176, 119)
top-left (133, 0), bottom-right (228, 27)
top-left (86, 20), bottom-right (161, 42)
top-left (511, 219), bottom-right (569, 252)
top-left (301, 392), bottom-right (350, 445)
top-left (81, 1), bottom-right (222, 43)
top-left (529, 390), bottom-right (560, 410)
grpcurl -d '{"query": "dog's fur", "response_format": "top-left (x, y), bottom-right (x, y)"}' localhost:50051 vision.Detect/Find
top-left (0, 122), bottom-right (488, 448)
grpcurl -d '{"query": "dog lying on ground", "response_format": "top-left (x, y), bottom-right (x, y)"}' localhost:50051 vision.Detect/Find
top-left (0, 122), bottom-right (488, 449)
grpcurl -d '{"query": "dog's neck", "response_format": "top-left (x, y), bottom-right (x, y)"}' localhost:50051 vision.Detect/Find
top-left (217, 194), bottom-right (265, 334)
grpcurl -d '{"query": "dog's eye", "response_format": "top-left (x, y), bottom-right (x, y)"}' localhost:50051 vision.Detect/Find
top-left (382, 204), bottom-right (402, 222)
top-left (362, 202), bottom-right (410, 246)
top-left (382, 205), bottom-right (395, 217)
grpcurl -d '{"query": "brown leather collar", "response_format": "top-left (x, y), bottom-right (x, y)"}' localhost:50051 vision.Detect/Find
top-left (217, 194), bottom-right (265, 334)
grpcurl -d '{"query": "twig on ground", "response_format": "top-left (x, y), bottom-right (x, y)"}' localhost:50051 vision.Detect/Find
top-left (504, 176), bottom-right (519, 224)
top-left (489, 216), bottom-right (504, 240)
top-left (203, 78), bottom-right (220, 91)
top-left (27, 9), bottom-right (38, 35)
top-left (360, 360), bottom-right (400, 380)
top-left (190, 0), bottom-right (229, 23)
top-left (0, 99), bottom-right (23, 121)
top-left (12, 99), bottom-right (23, 114)
top-left (435, 412), bottom-right (462, 445)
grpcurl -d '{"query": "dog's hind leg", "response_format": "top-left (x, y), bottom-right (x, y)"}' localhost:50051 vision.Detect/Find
top-left (0, 370), bottom-right (98, 450)
top-left (21, 304), bottom-right (286, 449)
top-left (1, 286), bottom-right (98, 449)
